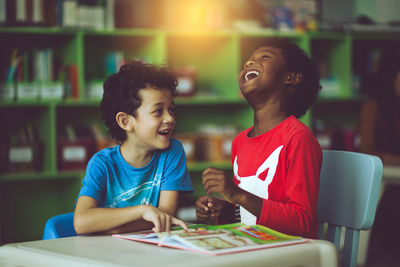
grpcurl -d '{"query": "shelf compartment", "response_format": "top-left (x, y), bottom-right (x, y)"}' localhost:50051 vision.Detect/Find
top-left (83, 33), bottom-right (165, 83)
top-left (174, 104), bottom-right (252, 133)
top-left (311, 37), bottom-right (352, 99)
top-left (352, 38), bottom-right (400, 96)
top-left (0, 31), bottom-right (82, 102)
top-left (166, 34), bottom-right (239, 99)
top-left (0, 105), bottom-right (56, 174)
top-left (56, 105), bottom-right (110, 172)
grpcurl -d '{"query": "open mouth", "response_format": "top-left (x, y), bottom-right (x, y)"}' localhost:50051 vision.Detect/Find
top-left (243, 70), bottom-right (260, 83)
top-left (158, 129), bottom-right (172, 136)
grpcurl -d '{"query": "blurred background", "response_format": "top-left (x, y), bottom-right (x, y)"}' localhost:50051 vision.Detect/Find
top-left (1, 0), bottom-right (400, 266)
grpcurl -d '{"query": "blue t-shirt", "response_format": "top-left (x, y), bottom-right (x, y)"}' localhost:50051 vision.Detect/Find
top-left (78, 138), bottom-right (193, 208)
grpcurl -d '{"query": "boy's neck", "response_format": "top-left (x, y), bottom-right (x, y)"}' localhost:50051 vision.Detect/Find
top-left (250, 106), bottom-right (287, 137)
top-left (120, 141), bottom-right (155, 168)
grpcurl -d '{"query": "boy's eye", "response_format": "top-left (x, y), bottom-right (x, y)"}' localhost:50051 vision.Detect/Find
top-left (169, 107), bottom-right (175, 115)
top-left (153, 109), bottom-right (162, 116)
top-left (259, 54), bottom-right (271, 60)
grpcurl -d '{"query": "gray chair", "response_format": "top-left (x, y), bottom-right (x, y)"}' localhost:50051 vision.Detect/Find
top-left (317, 150), bottom-right (383, 267)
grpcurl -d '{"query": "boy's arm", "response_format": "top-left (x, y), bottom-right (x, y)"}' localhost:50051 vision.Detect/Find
top-left (158, 190), bottom-right (179, 216)
top-left (74, 195), bottom-right (186, 235)
top-left (111, 191), bottom-right (181, 233)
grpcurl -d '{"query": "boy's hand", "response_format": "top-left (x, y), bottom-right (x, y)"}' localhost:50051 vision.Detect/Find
top-left (195, 196), bottom-right (212, 222)
top-left (141, 205), bottom-right (187, 232)
top-left (195, 196), bottom-right (225, 223)
top-left (202, 167), bottom-right (238, 203)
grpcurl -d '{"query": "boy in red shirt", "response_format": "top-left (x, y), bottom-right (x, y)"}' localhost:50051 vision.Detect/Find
top-left (196, 37), bottom-right (322, 238)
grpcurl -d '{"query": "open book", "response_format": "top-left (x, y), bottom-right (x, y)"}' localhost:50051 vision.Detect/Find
top-left (113, 223), bottom-right (308, 255)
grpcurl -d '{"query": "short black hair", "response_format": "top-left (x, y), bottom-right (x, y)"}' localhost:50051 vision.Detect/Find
top-left (262, 37), bottom-right (321, 118)
top-left (100, 61), bottom-right (177, 142)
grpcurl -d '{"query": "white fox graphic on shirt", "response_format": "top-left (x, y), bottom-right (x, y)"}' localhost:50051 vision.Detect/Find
top-left (233, 145), bottom-right (283, 225)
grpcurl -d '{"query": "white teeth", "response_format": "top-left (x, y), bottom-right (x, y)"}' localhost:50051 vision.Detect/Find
top-left (159, 130), bottom-right (170, 135)
top-left (244, 70), bottom-right (260, 82)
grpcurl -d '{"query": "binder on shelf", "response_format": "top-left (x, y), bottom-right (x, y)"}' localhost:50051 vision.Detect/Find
top-left (3, 0), bottom-right (42, 26)
top-left (58, 138), bottom-right (92, 171)
top-left (0, 0), bottom-right (6, 25)
top-left (172, 66), bottom-right (197, 97)
top-left (39, 81), bottom-right (63, 100)
top-left (0, 82), bottom-right (15, 100)
top-left (58, 124), bottom-right (96, 171)
top-left (85, 80), bottom-right (103, 99)
top-left (104, 0), bottom-right (115, 30)
top-left (31, 0), bottom-right (45, 25)
top-left (62, 0), bottom-right (78, 27)
top-left (174, 133), bottom-right (197, 163)
top-left (15, 0), bottom-right (28, 25)
top-left (77, 0), bottom-right (105, 30)
top-left (16, 82), bottom-right (39, 100)
top-left (1, 124), bottom-right (43, 174)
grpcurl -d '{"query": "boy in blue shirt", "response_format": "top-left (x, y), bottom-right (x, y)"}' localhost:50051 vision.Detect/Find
top-left (74, 61), bottom-right (193, 234)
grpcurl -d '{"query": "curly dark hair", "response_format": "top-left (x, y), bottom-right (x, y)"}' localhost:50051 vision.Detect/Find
top-left (100, 61), bottom-right (177, 142)
top-left (261, 37), bottom-right (321, 118)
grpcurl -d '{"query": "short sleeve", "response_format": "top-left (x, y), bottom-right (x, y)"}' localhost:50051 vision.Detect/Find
top-left (160, 139), bottom-right (193, 192)
top-left (77, 155), bottom-right (108, 204)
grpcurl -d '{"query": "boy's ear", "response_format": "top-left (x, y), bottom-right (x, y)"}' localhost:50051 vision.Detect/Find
top-left (285, 72), bottom-right (303, 86)
top-left (116, 112), bottom-right (134, 131)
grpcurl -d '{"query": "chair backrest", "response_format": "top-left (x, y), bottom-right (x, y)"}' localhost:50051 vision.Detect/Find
top-left (43, 212), bottom-right (77, 240)
top-left (317, 150), bottom-right (383, 267)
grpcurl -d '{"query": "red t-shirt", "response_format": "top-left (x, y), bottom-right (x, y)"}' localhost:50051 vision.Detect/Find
top-left (231, 116), bottom-right (322, 238)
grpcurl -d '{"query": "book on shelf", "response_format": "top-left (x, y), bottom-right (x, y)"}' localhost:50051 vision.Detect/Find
top-left (1, 0), bottom-right (44, 26)
top-left (64, 64), bottom-right (79, 99)
top-left (113, 223), bottom-right (307, 256)
top-left (0, 0), bottom-right (6, 25)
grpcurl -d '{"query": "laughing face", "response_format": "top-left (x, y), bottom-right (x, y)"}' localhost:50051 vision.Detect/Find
top-left (131, 86), bottom-right (176, 151)
top-left (239, 46), bottom-right (288, 100)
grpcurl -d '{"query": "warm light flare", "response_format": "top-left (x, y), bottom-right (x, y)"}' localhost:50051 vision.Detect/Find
top-left (163, 0), bottom-right (226, 30)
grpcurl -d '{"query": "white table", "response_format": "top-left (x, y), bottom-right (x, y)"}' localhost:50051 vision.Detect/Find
top-left (0, 235), bottom-right (338, 267)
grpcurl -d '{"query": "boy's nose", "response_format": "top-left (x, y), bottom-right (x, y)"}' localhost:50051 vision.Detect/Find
top-left (244, 60), bottom-right (255, 69)
top-left (163, 113), bottom-right (175, 124)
